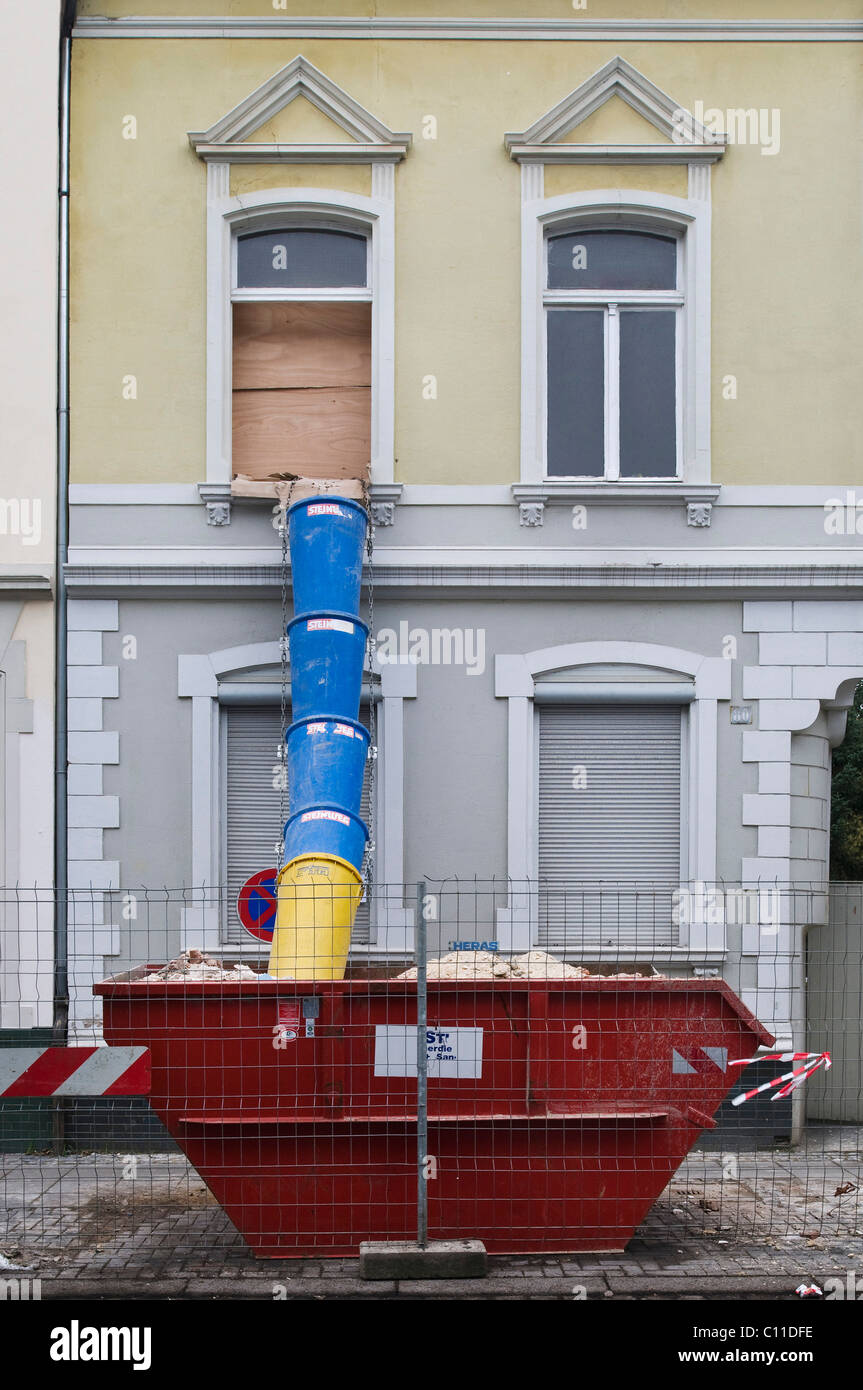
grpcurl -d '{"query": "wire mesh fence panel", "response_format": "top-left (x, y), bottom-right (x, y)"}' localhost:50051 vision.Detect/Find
top-left (0, 882), bottom-right (861, 1271)
top-left (807, 882), bottom-right (863, 1124)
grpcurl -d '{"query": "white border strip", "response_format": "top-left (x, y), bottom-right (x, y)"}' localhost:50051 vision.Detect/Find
top-left (69, 484), bottom-right (863, 508)
top-left (73, 17), bottom-right (863, 42)
top-left (65, 545), bottom-right (863, 568)
top-left (70, 485), bottom-right (201, 505)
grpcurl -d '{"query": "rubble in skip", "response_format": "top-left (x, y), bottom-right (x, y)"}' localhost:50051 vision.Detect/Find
top-left (395, 949), bottom-right (663, 980)
top-left (144, 948), bottom-right (258, 982)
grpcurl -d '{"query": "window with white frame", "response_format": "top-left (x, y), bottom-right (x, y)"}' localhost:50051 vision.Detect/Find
top-left (536, 701), bottom-right (684, 949)
top-left (231, 219), bottom-right (372, 481)
top-left (544, 226), bottom-right (683, 480)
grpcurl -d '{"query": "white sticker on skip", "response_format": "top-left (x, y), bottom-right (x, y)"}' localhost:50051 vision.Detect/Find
top-left (373, 1025), bottom-right (483, 1078)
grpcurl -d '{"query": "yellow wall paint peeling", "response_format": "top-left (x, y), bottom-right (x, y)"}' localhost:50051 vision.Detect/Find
top-left (230, 165), bottom-right (372, 196)
top-left (240, 96), bottom-right (357, 145)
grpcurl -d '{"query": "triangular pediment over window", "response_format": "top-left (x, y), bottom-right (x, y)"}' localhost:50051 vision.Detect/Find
top-left (505, 56), bottom-right (725, 165)
top-left (188, 55), bottom-right (411, 164)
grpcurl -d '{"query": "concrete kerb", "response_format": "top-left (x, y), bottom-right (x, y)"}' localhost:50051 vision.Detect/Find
top-left (38, 1273), bottom-right (813, 1300)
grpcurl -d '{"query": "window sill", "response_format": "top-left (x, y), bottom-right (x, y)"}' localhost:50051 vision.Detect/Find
top-left (197, 480), bottom-right (403, 527)
top-left (512, 481), bottom-right (721, 528)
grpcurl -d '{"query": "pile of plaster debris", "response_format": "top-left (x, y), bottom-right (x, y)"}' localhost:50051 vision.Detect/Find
top-left (143, 948), bottom-right (257, 982)
top-left (395, 950), bottom-right (662, 981)
top-left (139, 947), bottom-right (662, 983)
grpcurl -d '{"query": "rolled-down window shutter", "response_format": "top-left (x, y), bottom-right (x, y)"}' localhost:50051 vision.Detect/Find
top-left (538, 703), bottom-right (682, 950)
top-left (223, 704), bottom-right (372, 946)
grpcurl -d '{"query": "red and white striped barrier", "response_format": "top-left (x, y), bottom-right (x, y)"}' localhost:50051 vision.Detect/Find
top-left (0, 1047), bottom-right (150, 1097)
top-left (729, 1050), bottom-right (831, 1106)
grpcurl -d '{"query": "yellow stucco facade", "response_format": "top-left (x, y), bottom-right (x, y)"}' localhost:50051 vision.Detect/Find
top-left (69, 10), bottom-right (863, 486)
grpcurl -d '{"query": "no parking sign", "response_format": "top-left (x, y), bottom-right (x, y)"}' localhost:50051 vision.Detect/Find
top-left (236, 869), bottom-right (278, 942)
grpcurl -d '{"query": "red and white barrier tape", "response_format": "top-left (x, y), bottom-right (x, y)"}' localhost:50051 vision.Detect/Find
top-left (0, 1047), bottom-right (150, 1098)
top-left (729, 1051), bottom-right (831, 1106)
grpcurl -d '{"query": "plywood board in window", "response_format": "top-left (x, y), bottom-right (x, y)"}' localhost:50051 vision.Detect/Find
top-left (232, 302), bottom-right (371, 390)
top-left (232, 386), bottom-right (370, 480)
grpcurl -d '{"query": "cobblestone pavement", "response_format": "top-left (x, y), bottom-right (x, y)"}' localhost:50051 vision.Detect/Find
top-left (2, 1129), bottom-right (861, 1299)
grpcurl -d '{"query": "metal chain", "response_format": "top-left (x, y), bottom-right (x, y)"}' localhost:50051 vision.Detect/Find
top-left (275, 509), bottom-right (290, 870)
top-left (362, 511), bottom-right (377, 893)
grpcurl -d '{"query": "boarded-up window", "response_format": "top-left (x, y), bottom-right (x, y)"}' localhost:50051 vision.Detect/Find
top-left (232, 227), bottom-right (371, 482)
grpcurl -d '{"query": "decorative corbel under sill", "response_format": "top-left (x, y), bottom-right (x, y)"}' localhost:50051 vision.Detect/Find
top-left (512, 481), bottom-right (721, 528)
top-left (197, 481), bottom-right (233, 527)
top-left (368, 482), bottom-right (403, 528)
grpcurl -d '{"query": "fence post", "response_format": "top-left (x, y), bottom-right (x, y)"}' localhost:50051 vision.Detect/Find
top-left (416, 880), bottom-right (428, 1250)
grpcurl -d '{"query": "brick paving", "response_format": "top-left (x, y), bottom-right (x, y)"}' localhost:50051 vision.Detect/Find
top-left (1, 1129), bottom-right (861, 1299)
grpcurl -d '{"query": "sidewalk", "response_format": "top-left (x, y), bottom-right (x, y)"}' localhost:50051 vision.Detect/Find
top-left (2, 1132), bottom-right (861, 1300)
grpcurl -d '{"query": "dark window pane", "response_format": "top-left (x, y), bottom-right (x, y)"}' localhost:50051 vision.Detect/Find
top-left (546, 309), bottom-right (605, 477)
top-left (547, 229), bottom-right (677, 291)
top-left (237, 228), bottom-right (367, 289)
top-left (619, 310), bottom-right (677, 477)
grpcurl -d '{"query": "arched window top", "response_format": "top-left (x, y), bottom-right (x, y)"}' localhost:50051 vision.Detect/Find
top-left (546, 227), bottom-right (678, 292)
top-left (236, 226), bottom-right (368, 291)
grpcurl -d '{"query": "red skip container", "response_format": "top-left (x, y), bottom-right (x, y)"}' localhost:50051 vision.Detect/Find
top-left (94, 973), bottom-right (772, 1257)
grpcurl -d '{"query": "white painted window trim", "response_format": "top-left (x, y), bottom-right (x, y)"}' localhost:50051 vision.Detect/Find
top-left (232, 286), bottom-right (372, 303)
top-left (494, 640), bottom-right (729, 961)
top-left (178, 641), bottom-right (415, 954)
top-left (206, 178), bottom-right (396, 488)
top-left (520, 189), bottom-right (711, 490)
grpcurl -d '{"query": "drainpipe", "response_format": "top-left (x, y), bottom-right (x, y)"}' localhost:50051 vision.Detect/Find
top-left (53, 0), bottom-right (76, 1045)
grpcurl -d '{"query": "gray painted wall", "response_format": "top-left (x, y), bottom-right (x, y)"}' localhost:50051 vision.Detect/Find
top-left (69, 496), bottom-right (859, 555)
top-left (98, 592), bottom-right (754, 894)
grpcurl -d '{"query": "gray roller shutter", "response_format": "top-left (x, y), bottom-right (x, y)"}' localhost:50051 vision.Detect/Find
top-left (538, 703), bottom-right (682, 949)
top-left (223, 704), bottom-right (371, 945)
